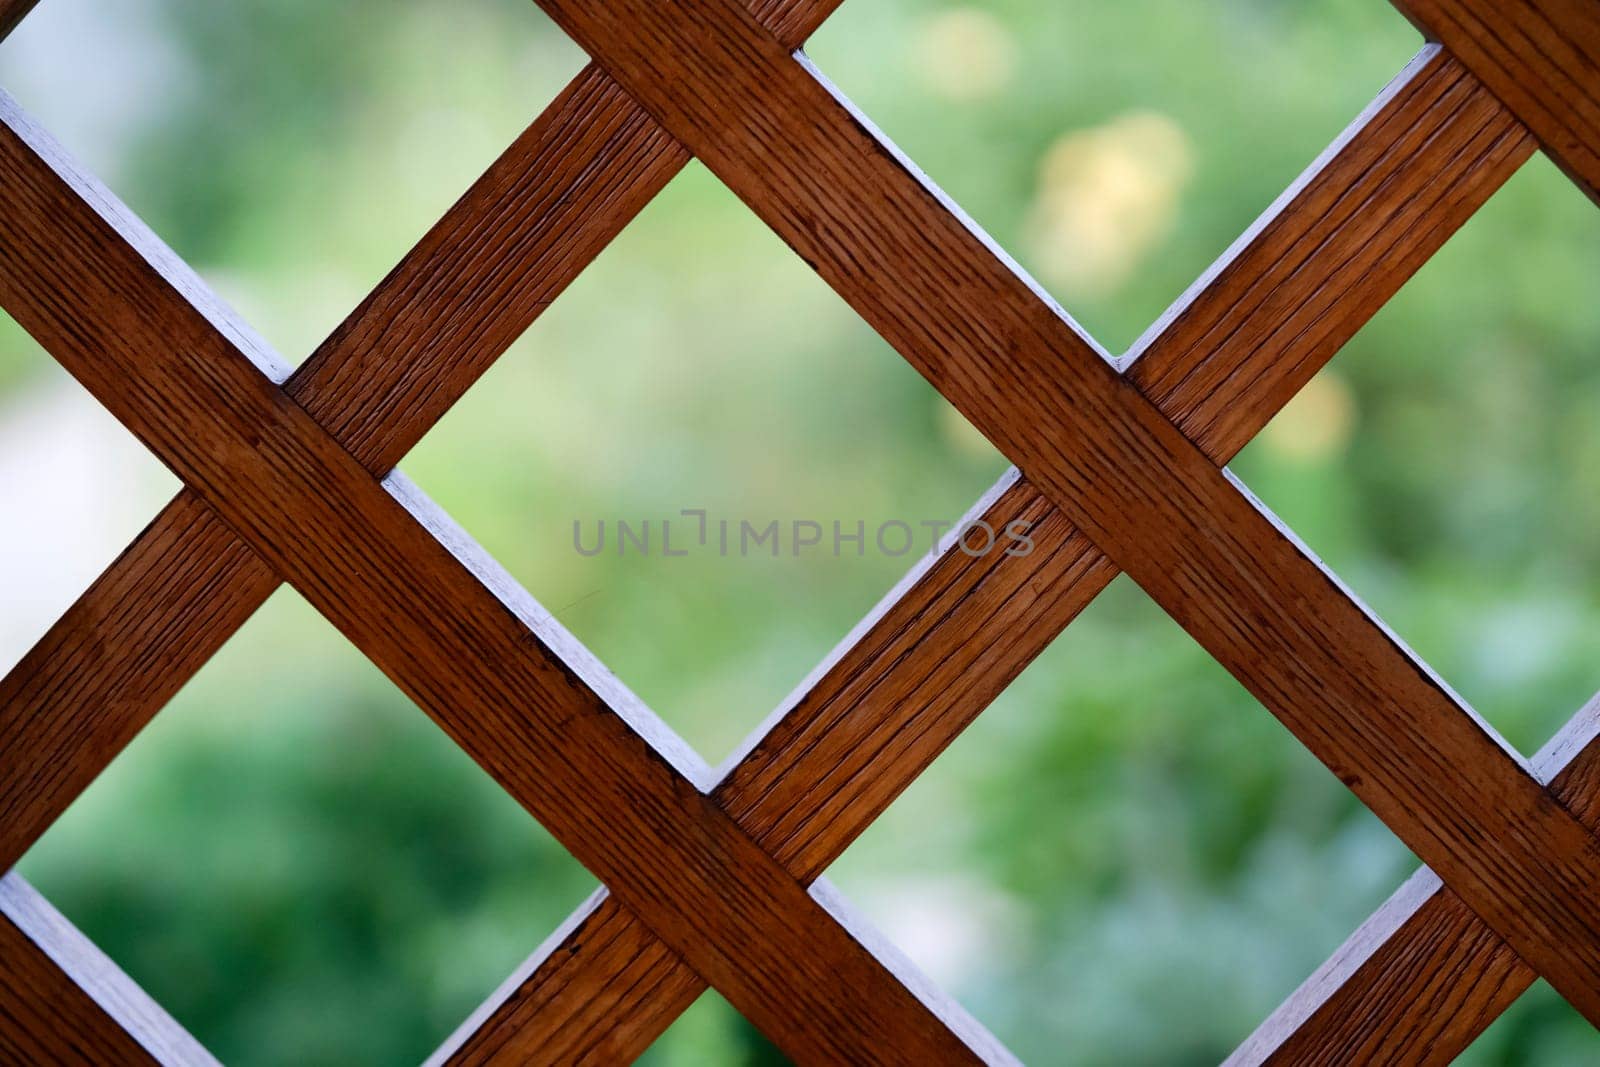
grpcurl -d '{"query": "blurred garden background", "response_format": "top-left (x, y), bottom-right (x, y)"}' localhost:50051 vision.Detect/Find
top-left (3, 0), bottom-right (1600, 1062)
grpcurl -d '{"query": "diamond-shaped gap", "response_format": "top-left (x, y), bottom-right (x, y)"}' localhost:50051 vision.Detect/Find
top-left (640, 990), bottom-right (787, 1066)
top-left (805, 0), bottom-right (1420, 353)
top-left (823, 575), bottom-right (1419, 1063)
top-left (403, 159), bottom-right (1011, 763)
top-left (0, 0), bottom-right (583, 363)
top-left (16, 586), bottom-right (596, 1067)
top-left (1226, 150), bottom-right (1600, 1062)
top-left (1462, 980), bottom-right (1594, 1065)
top-left (0, 308), bottom-right (179, 674)
top-left (1230, 153), bottom-right (1600, 763)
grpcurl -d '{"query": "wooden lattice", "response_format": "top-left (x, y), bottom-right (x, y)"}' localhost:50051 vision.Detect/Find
top-left (2, 0), bottom-right (1599, 1062)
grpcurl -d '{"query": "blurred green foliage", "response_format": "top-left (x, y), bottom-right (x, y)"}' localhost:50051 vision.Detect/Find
top-left (2, 0), bottom-right (1599, 1063)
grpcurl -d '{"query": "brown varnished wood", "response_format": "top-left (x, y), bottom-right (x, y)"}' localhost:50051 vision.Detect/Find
top-left (429, 474), bottom-right (1092, 1065)
top-left (1231, 697), bottom-right (1600, 1064)
top-left (0, 0), bottom-right (841, 896)
top-left (0, 0), bottom-right (1595, 1055)
top-left (1123, 48), bottom-right (1534, 453)
top-left (293, 64), bottom-right (687, 476)
top-left (1391, 0), bottom-right (1600, 203)
top-left (1231, 874), bottom-right (1524, 1066)
top-left (0, 93), bottom-right (994, 1064)
top-left (0, 498), bottom-right (275, 873)
top-left (0, 1), bottom-right (845, 1056)
top-left (748, 0), bottom-right (844, 47)
top-left (432, 48), bottom-right (1541, 1064)
top-left (526, 0), bottom-right (1600, 1025)
top-left (0, 0), bottom-right (40, 43)
top-left (0, 873), bottom-right (217, 1065)
top-left (0, 64), bottom-right (688, 872)
top-left (0, 4), bottom-right (856, 1057)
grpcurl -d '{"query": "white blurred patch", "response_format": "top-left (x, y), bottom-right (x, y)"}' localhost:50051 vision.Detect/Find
top-left (0, 0), bottom-right (190, 187)
top-left (1472, 597), bottom-right (1583, 689)
top-left (0, 373), bottom-right (178, 674)
top-left (854, 874), bottom-right (1021, 989)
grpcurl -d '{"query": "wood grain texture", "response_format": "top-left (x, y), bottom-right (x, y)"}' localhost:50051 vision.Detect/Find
top-left (0, 63), bottom-right (687, 872)
top-left (431, 473), bottom-right (1092, 1065)
top-left (1231, 696), bottom-right (1600, 1064)
top-left (747, 0), bottom-right (843, 47)
top-left (0, 1), bottom-right (839, 1053)
top-left (1391, 0), bottom-right (1600, 202)
top-left (0, 0), bottom-right (1588, 1055)
top-left (433, 47), bottom-right (1540, 1064)
top-left (528, 0), bottom-right (1600, 1025)
top-left (1231, 866), bottom-right (1529, 1066)
top-left (0, 0), bottom-right (41, 42)
top-left (0, 0), bottom-right (840, 895)
top-left (0, 94), bottom-right (993, 1064)
top-left (0, 873), bottom-right (217, 1065)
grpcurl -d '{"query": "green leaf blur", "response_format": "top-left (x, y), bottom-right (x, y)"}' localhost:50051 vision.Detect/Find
top-left (2, 0), bottom-right (1598, 1063)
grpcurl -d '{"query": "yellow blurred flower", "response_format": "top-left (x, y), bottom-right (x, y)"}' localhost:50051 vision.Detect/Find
top-left (1028, 111), bottom-right (1194, 298)
top-left (1261, 371), bottom-right (1358, 463)
top-left (912, 8), bottom-right (1018, 102)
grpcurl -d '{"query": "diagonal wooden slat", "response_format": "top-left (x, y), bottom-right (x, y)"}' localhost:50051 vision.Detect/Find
top-left (0, 0), bottom-right (40, 43)
top-left (0, 62), bottom-right (687, 872)
top-left (1392, 0), bottom-right (1600, 201)
top-left (432, 46), bottom-right (1539, 1063)
top-left (0, 1), bottom-right (841, 1054)
top-left (0, 2), bottom-right (848, 1053)
top-left (428, 473), bottom-right (1098, 1064)
top-left (1229, 695), bottom-right (1600, 1065)
top-left (0, 0), bottom-right (1593, 1062)
top-left (0, 873), bottom-right (217, 1066)
top-left (0, 93), bottom-right (996, 1064)
top-left (527, 0), bottom-right (1600, 1024)
top-left (0, 0), bottom-right (845, 898)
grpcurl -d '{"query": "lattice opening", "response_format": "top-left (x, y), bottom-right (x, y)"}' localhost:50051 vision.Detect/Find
top-left (1232, 153), bottom-right (1600, 757)
top-left (0, 0), bottom-right (178, 187)
top-left (0, 0), bottom-right (581, 361)
top-left (826, 577), bottom-right (1418, 1062)
top-left (807, 0), bottom-right (1420, 351)
top-left (642, 990), bottom-right (786, 1066)
top-left (406, 161), bottom-right (1008, 760)
top-left (1464, 979), bottom-right (1599, 1064)
top-left (18, 588), bottom-right (595, 1067)
top-left (0, 308), bottom-right (177, 675)
top-left (3, 0), bottom-right (1599, 1061)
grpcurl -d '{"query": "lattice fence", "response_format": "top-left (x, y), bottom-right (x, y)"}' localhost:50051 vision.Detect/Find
top-left (2, 0), bottom-right (1599, 1062)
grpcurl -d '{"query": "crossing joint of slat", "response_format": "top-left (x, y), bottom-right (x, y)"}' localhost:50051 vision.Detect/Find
top-left (1, 0), bottom-right (1598, 1062)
